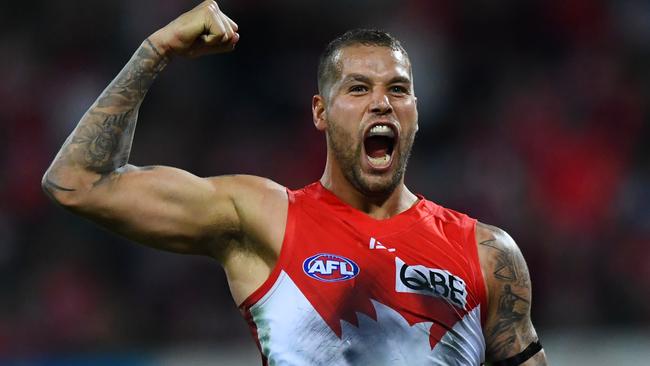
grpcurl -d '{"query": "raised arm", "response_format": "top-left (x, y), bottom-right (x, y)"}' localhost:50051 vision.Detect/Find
top-left (477, 222), bottom-right (547, 365)
top-left (42, 1), bottom-right (282, 257)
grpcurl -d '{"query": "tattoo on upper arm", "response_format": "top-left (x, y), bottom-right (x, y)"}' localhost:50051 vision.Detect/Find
top-left (479, 226), bottom-right (534, 360)
top-left (46, 39), bottom-right (167, 189)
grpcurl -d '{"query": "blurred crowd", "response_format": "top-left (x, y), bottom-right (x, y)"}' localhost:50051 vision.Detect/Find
top-left (1, 0), bottom-right (649, 359)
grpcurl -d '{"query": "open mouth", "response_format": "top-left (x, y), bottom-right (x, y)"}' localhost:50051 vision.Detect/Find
top-left (363, 124), bottom-right (397, 169)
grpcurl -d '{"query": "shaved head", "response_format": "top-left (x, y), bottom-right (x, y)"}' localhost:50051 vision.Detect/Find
top-left (317, 29), bottom-right (411, 100)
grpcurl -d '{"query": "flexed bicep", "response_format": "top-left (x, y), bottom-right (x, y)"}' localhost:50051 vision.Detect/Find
top-left (42, 1), bottom-right (247, 256)
top-left (60, 165), bottom-right (241, 255)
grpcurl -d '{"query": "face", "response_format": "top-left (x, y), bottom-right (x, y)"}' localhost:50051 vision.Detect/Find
top-left (314, 45), bottom-right (418, 196)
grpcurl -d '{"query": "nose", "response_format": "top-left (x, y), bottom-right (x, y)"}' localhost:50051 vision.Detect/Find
top-left (369, 92), bottom-right (392, 115)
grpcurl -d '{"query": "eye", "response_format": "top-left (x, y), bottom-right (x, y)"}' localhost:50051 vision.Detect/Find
top-left (349, 85), bottom-right (368, 93)
top-left (390, 85), bottom-right (409, 94)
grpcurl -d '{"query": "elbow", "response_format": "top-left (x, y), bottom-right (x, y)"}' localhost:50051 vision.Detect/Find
top-left (41, 172), bottom-right (85, 209)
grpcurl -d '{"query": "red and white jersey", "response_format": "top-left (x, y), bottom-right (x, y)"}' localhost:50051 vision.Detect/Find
top-left (239, 182), bottom-right (487, 365)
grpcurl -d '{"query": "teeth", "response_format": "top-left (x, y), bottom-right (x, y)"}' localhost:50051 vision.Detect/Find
top-left (368, 125), bottom-right (395, 138)
top-left (370, 125), bottom-right (390, 133)
top-left (368, 153), bottom-right (391, 166)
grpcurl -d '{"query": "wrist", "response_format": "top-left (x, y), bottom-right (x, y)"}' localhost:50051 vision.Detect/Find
top-left (146, 31), bottom-right (172, 61)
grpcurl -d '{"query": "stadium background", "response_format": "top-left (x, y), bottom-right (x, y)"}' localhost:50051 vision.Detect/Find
top-left (1, 0), bottom-right (649, 364)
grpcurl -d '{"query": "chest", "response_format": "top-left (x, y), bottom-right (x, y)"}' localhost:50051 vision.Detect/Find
top-left (284, 211), bottom-right (477, 327)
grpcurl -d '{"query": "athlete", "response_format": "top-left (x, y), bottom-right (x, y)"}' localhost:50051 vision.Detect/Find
top-left (42, 1), bottom-right (547, 365)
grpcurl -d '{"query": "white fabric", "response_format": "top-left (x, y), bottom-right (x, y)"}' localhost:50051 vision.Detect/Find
top-left (249, 271), bottom-right (485, 366)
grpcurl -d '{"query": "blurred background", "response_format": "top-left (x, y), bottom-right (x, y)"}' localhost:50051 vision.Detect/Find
top-left (1, 0), bottom-right (649, 364)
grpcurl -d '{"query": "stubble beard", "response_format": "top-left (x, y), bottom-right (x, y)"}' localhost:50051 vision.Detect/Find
top-left (327, 120), bottom-right (416, 198)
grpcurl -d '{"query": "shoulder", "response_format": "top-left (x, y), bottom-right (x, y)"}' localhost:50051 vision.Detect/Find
top-left (206, 174), bottom-right (288, 254)
top-left (205, 173), bottom-right (288, 219)
top-left (205, 174), bottom-right (288, 211)
top-left (422, 200), bottom-right (476, 237)
top-left (475, 221), bottom-right (528, 290)
top-left (475, 221), bottom-right (514, 248)
top-left (206, 174), bottom-right (286, 194)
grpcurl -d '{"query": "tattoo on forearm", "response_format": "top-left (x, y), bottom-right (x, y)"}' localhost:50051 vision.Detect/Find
top-left (43, 178), bottom-right (76, 192)
top-left (479, 226), bottom-right (534, 360)
top-left (45, 39), bottom-right (168, 190)
top-left (71, 109), bottom-right (136, 171)
top-left (145, 38), bottom-right (164, 59)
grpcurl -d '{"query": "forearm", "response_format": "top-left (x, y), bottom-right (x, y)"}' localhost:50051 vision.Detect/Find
top-left (43, 38), bottom-right (168, 194)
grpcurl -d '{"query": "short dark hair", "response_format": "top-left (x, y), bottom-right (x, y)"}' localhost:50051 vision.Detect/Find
top-left (317, 29), bottom-right (410, 99)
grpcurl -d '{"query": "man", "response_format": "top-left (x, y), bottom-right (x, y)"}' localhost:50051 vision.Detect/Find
top-left (42, 1), bottom-right (547, 365)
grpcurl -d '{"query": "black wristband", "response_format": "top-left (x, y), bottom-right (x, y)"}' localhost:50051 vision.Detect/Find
top-left (491, 340), bottom-right (543, 366)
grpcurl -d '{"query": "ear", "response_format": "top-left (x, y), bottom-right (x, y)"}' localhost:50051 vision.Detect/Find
top-left (414, 96), bottom-right (419, 133)
top-left (312, 94), bottom-right (327, 131)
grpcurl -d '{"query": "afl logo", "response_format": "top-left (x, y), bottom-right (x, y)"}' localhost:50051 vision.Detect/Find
top-left (303, 253), bottom-right (360, 282)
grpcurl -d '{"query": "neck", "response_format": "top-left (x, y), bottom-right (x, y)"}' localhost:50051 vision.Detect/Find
top-left (319, 157), bottom-right (419, 220)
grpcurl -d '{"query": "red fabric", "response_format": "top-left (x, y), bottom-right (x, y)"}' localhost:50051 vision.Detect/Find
top-left (240, 182), bottom-right (487, 348)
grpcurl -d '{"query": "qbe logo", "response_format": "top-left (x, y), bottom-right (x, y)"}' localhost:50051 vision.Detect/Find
top-left (395, 257), bottom-right (467, 309)
top-left (303, 253), bottom-right (360, 282)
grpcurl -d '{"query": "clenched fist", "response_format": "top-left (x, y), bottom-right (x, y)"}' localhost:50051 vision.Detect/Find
top-left (149, 0), bottom-right (239, 58)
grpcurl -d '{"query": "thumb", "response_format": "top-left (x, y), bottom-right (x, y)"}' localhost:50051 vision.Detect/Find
top-left (200, 34), bottom-right (221, 45)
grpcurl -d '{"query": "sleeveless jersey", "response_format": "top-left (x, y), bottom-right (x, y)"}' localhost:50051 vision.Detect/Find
top-left (239, 182), bottom-right (488, 365)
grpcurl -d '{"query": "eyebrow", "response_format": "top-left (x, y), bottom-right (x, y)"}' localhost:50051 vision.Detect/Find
top-left (341, 73), bottom-right (373, 84)
top-left (340, 73), bottom-right (412, 85)
top-left (388, 76), bottom-right (412, 85)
